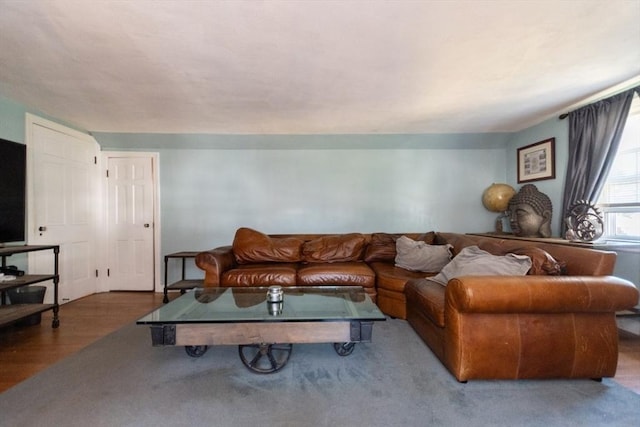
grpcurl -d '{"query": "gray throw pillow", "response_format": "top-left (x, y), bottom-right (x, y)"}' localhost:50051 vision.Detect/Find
top-left (394, 235), bottom-right (453, 272)
top-left (430, 245), bottom-right (532, 286)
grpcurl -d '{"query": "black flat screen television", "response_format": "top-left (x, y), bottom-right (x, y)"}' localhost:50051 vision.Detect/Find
top-left (0, 138), bottom-right (27, 244)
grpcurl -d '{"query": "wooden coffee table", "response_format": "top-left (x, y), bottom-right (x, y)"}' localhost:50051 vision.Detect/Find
top-left (137, 286), bottom-right (386, 373)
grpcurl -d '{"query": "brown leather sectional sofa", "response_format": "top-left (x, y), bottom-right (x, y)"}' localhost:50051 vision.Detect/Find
top-left (195, 227), bottom-right (639, 382)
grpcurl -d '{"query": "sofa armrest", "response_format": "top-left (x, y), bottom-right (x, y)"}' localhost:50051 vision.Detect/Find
top-left (195, 246), bottom-right (235, 286)
top-left (446, 275), bottom-right (639, 314)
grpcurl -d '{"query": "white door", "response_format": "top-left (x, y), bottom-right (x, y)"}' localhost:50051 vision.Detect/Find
top-left (106, 154), bottom-right (157, 291)
top-left (26, 114), bottom-right (100, 304)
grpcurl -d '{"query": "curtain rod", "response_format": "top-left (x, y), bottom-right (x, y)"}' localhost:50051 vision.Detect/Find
top-left (558, 76), bottom-right (640, 120)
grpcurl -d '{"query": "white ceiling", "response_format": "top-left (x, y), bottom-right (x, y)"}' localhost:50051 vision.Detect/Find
top-left (0, 0), bottom-right (638, 135)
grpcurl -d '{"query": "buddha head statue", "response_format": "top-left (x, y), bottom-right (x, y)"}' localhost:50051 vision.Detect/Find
top-left (507, 184), bottom-right (553, 238)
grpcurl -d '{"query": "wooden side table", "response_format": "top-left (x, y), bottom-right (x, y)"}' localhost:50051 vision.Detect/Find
top-left (163, 251), bottom-right (202, 303)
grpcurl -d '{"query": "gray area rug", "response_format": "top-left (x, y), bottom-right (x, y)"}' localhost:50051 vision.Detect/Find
top-left (1, 318), bottom-right (639, 427)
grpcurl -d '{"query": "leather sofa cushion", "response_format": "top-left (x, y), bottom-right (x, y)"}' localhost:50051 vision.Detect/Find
top-left (363, 233), bottom-right (402, 262)
top-left (297, 262), bottom-right (375, 287)
top-left (436, 232), bottom-right (604, 275)
top-left (512, 247), bottom-right (566, 275)
top-left (364, 232), bottom-right (436, 262)
top-left (301, 233), bottom-right (366, 263)
top-left (369, 262), bottom-right (436, 293)
top-left (405, 279), bottom-right (446, 327)
top-left (434, 232), bottom-right (479, 255)
top-left (232, 227), bottom-right (304, 264)
top-left (222, 263), bottom-right (298, 286)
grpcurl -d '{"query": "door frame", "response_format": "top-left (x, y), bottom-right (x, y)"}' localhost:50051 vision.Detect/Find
top-left (100, 151), bottom-right (161, 293)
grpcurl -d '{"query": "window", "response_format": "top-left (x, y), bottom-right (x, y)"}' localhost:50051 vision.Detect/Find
top-left (598, 93), bottom-right (640, 241)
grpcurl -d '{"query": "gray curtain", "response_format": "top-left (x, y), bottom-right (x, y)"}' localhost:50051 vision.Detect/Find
top-left (560, 86), bottom-right (640, 235)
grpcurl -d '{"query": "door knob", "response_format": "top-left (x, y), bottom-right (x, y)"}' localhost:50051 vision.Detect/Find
top-left (38, 226), bottom-right (47, 232)
top-left (144, 223), bottom-right (150, 228)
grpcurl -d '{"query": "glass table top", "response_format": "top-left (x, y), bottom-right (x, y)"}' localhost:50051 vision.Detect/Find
top-left (137, 286), bottom-right (386, 324)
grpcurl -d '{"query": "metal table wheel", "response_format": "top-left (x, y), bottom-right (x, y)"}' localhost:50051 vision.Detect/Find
top-left (185, 345), bottom-right (208, 358)
top-left (333, 342), bottom-right (356, 356)
top-left (185, 341), bottom-right (355, 372)
top-left (238, 343), bottom-right (293, 374)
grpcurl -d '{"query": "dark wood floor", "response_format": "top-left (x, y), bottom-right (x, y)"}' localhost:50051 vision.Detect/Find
top-left (1, 292), bottom-right (639, 394)
top-left (0, 291), bottom-right (169, 393)
top-left (614, 316), bottom-right (640, 394)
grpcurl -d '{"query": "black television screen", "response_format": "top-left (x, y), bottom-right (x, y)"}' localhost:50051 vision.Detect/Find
top-left (0, 138), bottom-right (26, 244)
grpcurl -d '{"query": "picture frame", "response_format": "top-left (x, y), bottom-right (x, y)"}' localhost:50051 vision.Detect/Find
top-left (517, 138), bottom-right (555, 183)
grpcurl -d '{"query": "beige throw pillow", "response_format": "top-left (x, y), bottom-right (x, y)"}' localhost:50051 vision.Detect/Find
top-left (429, 245), bottom-right (532, 286)
top-left (394, 236), bottom-right (453, 272)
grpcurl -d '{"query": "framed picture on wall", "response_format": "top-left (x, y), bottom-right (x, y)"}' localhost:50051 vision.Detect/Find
top-left (517, 138), bottom-right (556, 183)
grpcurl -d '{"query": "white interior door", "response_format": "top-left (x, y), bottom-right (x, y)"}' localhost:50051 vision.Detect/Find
top-left (26, 114), bottom-right (100, 304)
top-left (106, 153), bottom-right (157, 291)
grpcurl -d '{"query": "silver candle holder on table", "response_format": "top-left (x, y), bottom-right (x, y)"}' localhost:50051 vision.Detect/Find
top-left (267, 285), bottom-right (284, 315)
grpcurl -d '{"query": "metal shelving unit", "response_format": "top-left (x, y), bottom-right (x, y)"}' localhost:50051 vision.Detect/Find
top-left (163, 251), bottom-right (202, 303)
top-left (0, 245), bottom-right (60, 328)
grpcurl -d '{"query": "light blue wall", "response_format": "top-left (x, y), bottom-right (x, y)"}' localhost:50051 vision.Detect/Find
top-left (95, 133), bottom-right (510, 254)
top-left (506, 116), bottom-right (569, 237)
top-left (0, 95), bottom-right (30, 142)
top-left (0, 95), bottom-right (87, 142)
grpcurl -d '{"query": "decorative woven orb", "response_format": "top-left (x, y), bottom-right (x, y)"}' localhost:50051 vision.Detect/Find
top-left (565, 200), bottom-right (604, 242)
top-left (482, 183), bottom-right (516, 213)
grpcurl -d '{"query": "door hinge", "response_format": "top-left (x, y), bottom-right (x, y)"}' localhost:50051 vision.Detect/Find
top-left (107, 269), bottom-right (110, 277)
top-left (106, 169), bottom-right (109, 178)
top-left (94, 156), bottom-right (97, 165)
top-left (95, 269), bottom-right (99, 278)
